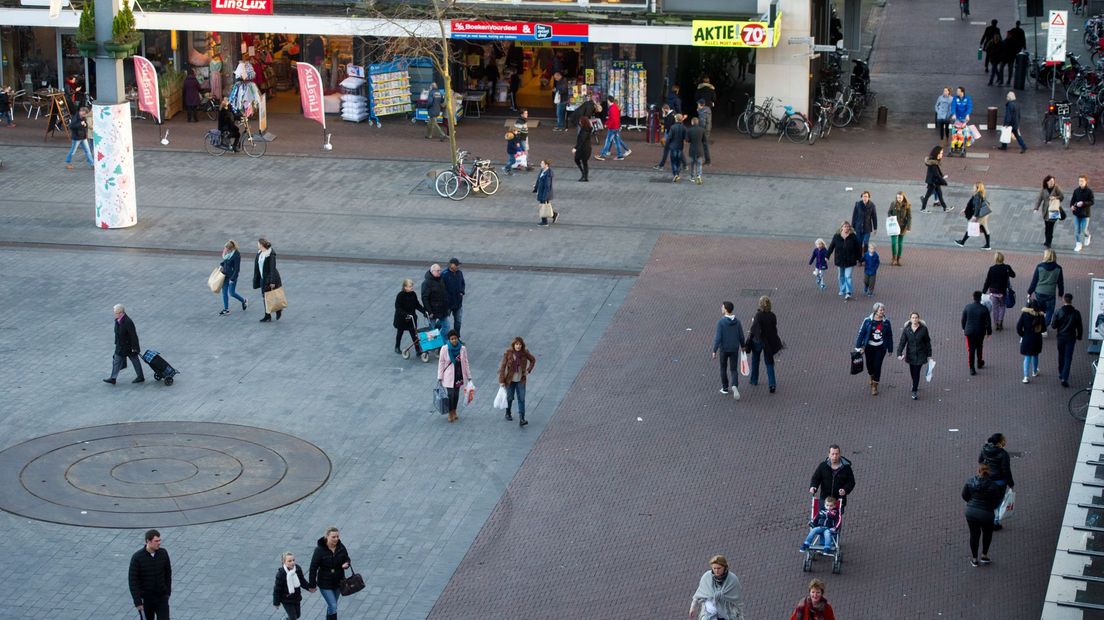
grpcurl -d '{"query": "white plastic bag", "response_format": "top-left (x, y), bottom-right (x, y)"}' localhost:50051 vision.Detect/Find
top-left (999, 125), bottom-right (1013, 144)
top-left (493, 386), bottom-right (508, 410)
top-left (739, 351), bottom-right (750, 376)
top-left (514, 151), bottom-right (528, 169)
top-left (925, 358), bottom-right (936, 383)
top-left (995, 487), bottom-right (1016, 523)
top-left (885, 215), bottom-right (901, 236)
top-left (967, 221), bottom-right (981, 237)
top-left (463, 381), bottom-right (476, 406)
top-left (981, 293), bottom-right (992, 310)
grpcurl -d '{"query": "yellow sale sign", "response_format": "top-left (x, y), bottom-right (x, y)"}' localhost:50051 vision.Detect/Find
top-left (692, 17), bottom-right (782, 48)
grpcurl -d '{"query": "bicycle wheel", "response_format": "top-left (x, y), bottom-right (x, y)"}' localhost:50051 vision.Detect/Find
top-left (822, 115), bottom-right (833, 137)
top-left (435, 170), bottom-right (457, 197)
top-left (830, 105), bottom-right (853, 128)
top-left (1063, 119), bottom-right (1071, 148)
top-left (446, 176), bottom-right (471, 201)
top-left (1067, 78), bottom-right (1087, 102)
top-left (748, 111), bottom-right (771, 138)
top-left (242, 134), bottom-right (266, 158)
top-left (1069, 388), bottom-right (1091, 421)
top-left (1089, 120), bottom-right (1097, 145)
top-left (808, 119), bottom-right (821, 145)
top-left (736, 111), bottom-right (750, 134)
top-left (784, 116), bottom-right (810, 143)
top-left (203, 134), bottom-right (225, 156)
top-left (478, 168), bottom-right (500, 195)
top-left (1072, 114), bottom-right (1089, 138)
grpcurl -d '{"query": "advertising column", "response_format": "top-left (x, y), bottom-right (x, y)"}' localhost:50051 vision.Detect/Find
top-left (92, 0), bottom-right (136, 229)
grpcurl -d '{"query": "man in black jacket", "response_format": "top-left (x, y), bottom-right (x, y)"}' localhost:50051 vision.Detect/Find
top-left (128, 529), bottom-right (172, 619)
top-left (809, 445), bottom-right (856, 505)
top-left (666, 115), bottom-right (687, 182)
top-left (850, 192), bottom-right (877, 259)
top-left (980, 20), bottom-right (1001, 73)
top-left (65, 107), bottom-right (93, 169)
top-left (962, 291), bottom-right (993, 375)
top-left (653, 104), bottom-right (675, 170)
top-left (1071, 174), bottom-right (1094, 251)
top-left (1053, 293), bottom-right (1084, 387)
top-left (421, 263), bottom-right (450, 334)
top-left (105, 304), bottom-right (145, 385)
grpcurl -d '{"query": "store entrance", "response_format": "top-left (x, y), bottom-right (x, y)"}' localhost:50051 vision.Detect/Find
top-left (458, 41), bottom-right (581, 113)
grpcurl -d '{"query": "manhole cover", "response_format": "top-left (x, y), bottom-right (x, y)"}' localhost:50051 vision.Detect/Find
top-left (0, 422), bottom-right (330, 528)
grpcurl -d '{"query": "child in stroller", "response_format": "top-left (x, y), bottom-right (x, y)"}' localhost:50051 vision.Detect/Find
top-left (949, 121), bottom-right (973, 156)
top-left (800, 495), bottom-right (843, 554)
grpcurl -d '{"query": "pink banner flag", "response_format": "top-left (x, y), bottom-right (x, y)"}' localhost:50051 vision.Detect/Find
top-left (133, 56), bottom-right (161, 124)
top-left (296, 62), bottom-right (325, 130)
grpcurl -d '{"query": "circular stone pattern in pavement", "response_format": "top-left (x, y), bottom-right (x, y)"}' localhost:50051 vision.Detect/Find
top-left (0, 422), bottom-right (331, 528)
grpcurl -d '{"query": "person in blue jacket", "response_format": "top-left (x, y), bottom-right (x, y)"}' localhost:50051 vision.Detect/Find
top-left (950, 86), bottom-right (973, 124)
top-left (855, 302), bottom-right (894, 396)
top-left (219, 239), bottom-right (247, 316)
top-left (441, 257), bottom-right (466, 338)
top-left (534, 159), bottom-right (557, 225)
top-left (712, 301), bottom-right (746, 400)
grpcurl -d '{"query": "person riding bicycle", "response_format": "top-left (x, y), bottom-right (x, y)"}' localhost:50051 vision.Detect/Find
top-left (217, 97), bottom-right (242, 152)
top-left (809, 445), bottom-right (856, 509)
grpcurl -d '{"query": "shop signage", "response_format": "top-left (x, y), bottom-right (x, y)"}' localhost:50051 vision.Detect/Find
top-left (211, 0), bottom-right (273, 15)
top-left (133, 56), bottom-right (161, 124)
top-left (691, 17), bottom-right (783, 48)
top-left (297, 62), bottom-right (326, 129)
top-left (449, 21), bottom-right (589, 43)
top-left (1090, 278), bottom-right (1104, 341)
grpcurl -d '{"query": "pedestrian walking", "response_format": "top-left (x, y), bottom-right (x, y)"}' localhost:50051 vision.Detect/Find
top-left (218, 240), bottom-right (247, 316)
top-left (886, 191), bottom-right (912, 266)
top-left (934, 87), bottom-right (953, 143)
top-left (534, 159), bottom-right (557, 226)
top-left (104, 304), bottom-right (145, 385)
top-left (394, 278), bottom-right (426, 356)
top-left (962, 290), bottom-right (993, 375)
top-left (697, 99), bottom-right (713, 165)
top-left (653, 104), bottom-right (675, 170)
top-left (420, 263), bottom-right (450, 333)
top-left (694, 75), bottom-right (717, 109)
top-left (745, 295), bottom-right (782, 393)
top-left (441, 258), bottom-right (465, 338)
top-left (850, 191), bottom-right (877, 257)
top-left (438, 329), bottom-right (472, 423)
top-left (689, 555), bottom-right (745, 620)
top-left (309, 527), bottom-right (351, 620)
top-left (862, 242), bottom-right (880, 296)
top-left (855, 302), bottom-right (893, 395)
top-left (183, 69), bottom-right (202, 122)
top-left (425, 84), bottom-right (448, 141)
top-left (253, 238), bottom-right (283, 322)
top-left (1027, 248), bottom-right (1064, 328)
top-left (513, 108), bottom-right (531, 157)
top-left (497, 336), bottom-right (536, 426)
top-left (0, 86), bottom-right (15, 127)
top-left (980, 20), bottom-right (1001, 73)
top-left (552, 72), bottom-right (570, 131)
top-left (896, 311), bottom-right (933, 400)
top-left (666, 84), bottom-right (683, 115)
top-left (686, 117), bottom-right (706, 184)
top-left (1052, 293), bottom-right (1084, 387)
top-left (573, 113), bottom-right (592, 182)
top-left (962, 464), bottom-right (1003, 566)
top-left (503, 131), bottom-right (521, 175)
top-left (809, 445), bottom-right (856, 503)
top-left (987, 32), bottom-right (1011, 85)
top-left (788, 578), bottom-right (837, 620)
top-left (954, 182), bottom-right (992, 250)
top-left (826, 221), bottom-right (862, 300)
top-left (1016, 298), bottom-right (1046, 383)
top-left (978, 432), bottom-right (1015, 527)
top-left (667, 114), bottom-right (687, 182)
top-left (999, 91), bottom-right (1026, 153)
top-left (595, 96), bottom-right (630, 160)
top-left (712, 301), bottom-right (745, 400)
top-left (809, 238), bottom-right (829, 290)
top-left (64, 107), bottom-right (93, 169)
top-left (1071, 174), bottom-right (1094, 252)
top-left (982, 252), bottom-right (1016, 330)
top-left (273, 552), bottom-right (314, 620)
top-left (128, 529), bottom-right (171, 620)
top-left (920, 145), bottom-right (952, 213)
top-left (1033, 175), bottom-right (1065, 249)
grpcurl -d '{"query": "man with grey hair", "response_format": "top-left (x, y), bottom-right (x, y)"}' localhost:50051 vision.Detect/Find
top-left (105, 304), bottom-right (144, 385)
top-left (999, 91), bottom-right (1026, 153)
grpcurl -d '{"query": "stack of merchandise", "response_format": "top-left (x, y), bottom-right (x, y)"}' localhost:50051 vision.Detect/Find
top-left (340, 75), bottom-right (369, 122)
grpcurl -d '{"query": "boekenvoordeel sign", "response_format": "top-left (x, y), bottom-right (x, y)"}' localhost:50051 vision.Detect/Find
top-left (449, 21), bottom-right (589, 43)
top-left (212, 0), bottom-right (273, 15)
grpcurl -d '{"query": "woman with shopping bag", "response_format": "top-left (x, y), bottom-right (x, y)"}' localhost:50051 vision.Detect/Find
top-left (497, 336), bottom-right (536, 427)
top-left (954, 182), bottom-right (992, 250)
top-left (745, 295), bottom-right (783, 393)
top-left (854, 302), bottom-right (893, 396)
top-left (437, 330), bottom-right (472, 423)
top-left (999, 91), bottom-right (1026, 153)
top-left (979, 433), bottom-right (1015, 529)
top-left (1032, 175), bottom-right (1065, 249)
top-left (217, 240), bottom-right (247, 316)
top-left (962, 463), bottom-right (1004, 566)
top-left (886, 191), bottom-right (912, 266)
top-left (896, 311), bottom-right (933, 400)
top-left (253, 237), bottom-right (284, 322)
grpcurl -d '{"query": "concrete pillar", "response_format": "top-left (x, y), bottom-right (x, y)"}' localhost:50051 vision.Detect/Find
top-left (843, 0), bottom-right (861, 54)
top-left (754, 0), bottom-right (812, 112)
top-left (92, 0), bottom-right (138, 229)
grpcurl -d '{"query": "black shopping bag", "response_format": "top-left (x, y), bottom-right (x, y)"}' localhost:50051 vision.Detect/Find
top-left (850, 351), bottom-right (865, 375)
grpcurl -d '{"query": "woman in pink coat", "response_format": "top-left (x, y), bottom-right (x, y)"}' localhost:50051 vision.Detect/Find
top-left (437, 330), bottom-right (472, 422)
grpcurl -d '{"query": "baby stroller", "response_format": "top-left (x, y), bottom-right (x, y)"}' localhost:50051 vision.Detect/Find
top-left (801, 495), bottom-right (844, 574)
top-left (949, 121), bottom-right (973, 156)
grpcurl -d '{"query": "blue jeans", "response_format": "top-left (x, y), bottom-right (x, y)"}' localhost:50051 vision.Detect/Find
top-left (430, 315), bottom-right (450, 336)
top-left (670, 148), bottom-right (684, 176)
top-left (858, 232), bottom-right (871, 255)
top-left (657, 144), bottom-right (670, 166)
top-left (803, 527), bottom-right (835, 550)
top-left (66, 139), bottom-right (93, 165)
top-left (221, 279), bottom-right (246, 310)
top-left (1037, 293), bottom-right (1056, 326)
top-left (748, 340), bottom-right (776, 388)
top-left (837, 266), bottom-right (854, 296)
top-left (1057, 338), bottom-right (1077, 382)
top-left (0, 109), bottom-right (12, 126)
top-left (555, 102), bottom-right (567, 129)
top-left (506, 380), bottom-right (526, 417)
top-left (689, 156), bottom-right (704, 179)
top-left (1075, 216), bottom-right (1091, 244)
top-left (319, 588), bottom-right (340, 615)
top-left (600, 129), bottom-right (628, 157)
top-left (449, 307), bottom-right (463, 336)
top-left (504, 153), bottom-right (516, 172)
top-left (1023, 354), bottom-right (1039, 377)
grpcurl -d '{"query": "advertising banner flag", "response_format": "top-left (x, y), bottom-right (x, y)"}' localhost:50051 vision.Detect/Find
top-left (133, 56), bottom-right (161, 124)
top-left (296, 62), bottom-right (325, 129)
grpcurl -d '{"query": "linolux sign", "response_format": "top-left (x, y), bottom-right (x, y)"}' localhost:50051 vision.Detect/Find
top-left (449, 21), bottom-right (589, 43)
top-left (212, 0), bottom-right (273, 15)
top-left (691, 16), bottom-right (783, 48)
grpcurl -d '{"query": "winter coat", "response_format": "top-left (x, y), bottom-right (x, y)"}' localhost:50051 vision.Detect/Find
top-left (273, 565), bottom-right (308, 605)
top-left (393, 290), bottom-right (425, 329)
top-left (810, 506), bottom-right (843, 530)
top-left (1028, 261), bottom-right (1064, 297)
top-left (712, 315), bottom-right (745, 353)
top-left (896, 321), bottom-right (932, 366)
top-left (887, 199), bottom-right (911, 234)
top-left (219, 250), bottom-right (241, 282)
top-left (924, 158), bottom-right (947, 186)
top-left (665, 90), bottom-right (683, 114)
top-left (980, 25), bottom-right (1002, 50)
top-left (1033, 185), bottom-right (1064, 219)
top-left (667, 122), bottom-right (687, 150)
top-left (437, 344), bottom-right (472, 387)
top-left (506, 137), bottom-right (522, 155)
top-left (850, 200), bottom-right (877, 235)
top-left (809, 247), bottom-right (829, 270)
top-left (982, 263), bottom-right (1016, 295)
top-left (183, 75), bottom-right (202, 107)
top-left (826, 232), bottom-right (862, 268)
top-left (1071, 186), bottom-right (1095, 219)
top-left (855, 315), bottom-right (894, 352)
top-left (420, 270), bottom-right (449, 319)
top-left (427, 90), bottom-right (443, 117)
top-left (951, 94), bottom-right (973, 121)
top-left (863, 251), bottom-right (880, 276)
top-left (606, 102), bottom-right (621, 130)
top-left (934, 94), bottom-right (953, 121)
top-left (128, 547), bottom-right (172, 605)
top-left (962, 475), bottom-right (1004, 521)
top-left (1003, 100), bottom-right (1020, 131)
top-left (534, 167), bottom-right (554, 203)
top-left (964, 192), bottom-right (988, 220)
top-left (961, 301), bottom-right (993, 336)
top-left (497, 348), bottom-right (536, 384)
top-left (218, 106), bottom-right (239, 132)
top-left (1052, 304), bottom-right (1084, 341)
top-left (574, 120), bottom-right (593, 153)
top-left (1016, 307), bottom-right (1045, 355)
top-left (747, 310), bottom-right (783, 356)
top-left (789, 597), bottom-right (837, 620)
top-left (978, 443), bottom-right (1014, 486)
top-left (68, 114), bottom-right (88, 140)
top-left (686, 125), bottom-right (706, 159)
top-left (695, 82), bottom-right (717, 107)
top-left (252, 251), bottom-right (282, 291)
top-left (441, 268), bottom-right (465, 311)
top-left (308, 538), bottom-right (350, 591)
top-left (114, 314), bottom-right (141, 355)
top-left (809, 457), bottom-right (856, 500)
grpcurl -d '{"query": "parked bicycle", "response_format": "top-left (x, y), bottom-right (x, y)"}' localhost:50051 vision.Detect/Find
top-left (1068, 360), bottom-right (1099, 421)
top-left (808, 98), bottom-right (835, 144)
top-left (749, 101), bottom-right (810, 143)
top-left (1071, 96), bottom-right (1098, 144)
top-left (434, 150), bottom-right (500, 201)
top-left (203, 117), bottom-right (266, 158)
top-left (737, 95), bottom-right (772, 135)
top-left (1042, 99), bottom-right (1073, 148)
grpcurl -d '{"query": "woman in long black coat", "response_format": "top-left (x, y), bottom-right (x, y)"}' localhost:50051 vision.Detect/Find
top-left (962, 464), bottom-right (1004, 566)
top-left (394, 278), bottom-right (426, 355)
top-left (253, 237), bottom-right (283, 322)
top-left (896, 311), bottom-right (933, 400)
top-left (920, 145), bottom-right (951, 213)
top-left (746, 295), bottom-right (783, 393)
top-left (1016, 299), bottom-right (1045, 382)
top-left (573, 115), bottom-right (593, 182)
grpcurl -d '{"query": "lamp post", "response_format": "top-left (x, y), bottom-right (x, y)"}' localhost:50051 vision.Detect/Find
top-left (92, 0), bottom-right (138, 229)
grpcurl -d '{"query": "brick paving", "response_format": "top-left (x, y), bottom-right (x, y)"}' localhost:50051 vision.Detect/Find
top-left (430, 235), bottom-right (1093, 619)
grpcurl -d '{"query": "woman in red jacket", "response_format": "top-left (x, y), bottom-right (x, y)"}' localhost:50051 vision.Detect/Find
top-left (789, 578), bottom-right (837, 620)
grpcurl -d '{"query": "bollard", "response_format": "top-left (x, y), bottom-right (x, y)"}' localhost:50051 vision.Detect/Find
top-left (987, 106), bottom-right (998, 132)
top-left (876, 105), bottom-right (888, 126)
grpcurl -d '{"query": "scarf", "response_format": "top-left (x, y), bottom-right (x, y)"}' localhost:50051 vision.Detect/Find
top-left (222, 249), bottom-right (236, 261)
top-left (448, 341), bottom-right (463, 364)
top-left (693, 570), bottom-right (744, 620)
top-left (512, 350), bottom-right (523, 374)
top-left (284, 565), bottom-right (300, 594)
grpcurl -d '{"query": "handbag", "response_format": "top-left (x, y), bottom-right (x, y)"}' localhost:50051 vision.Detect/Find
top-left (885, 215), bottom-right (901, 236)
top-left (1047, 196), bottom-right (1062, 220)
top-left (850, 350), bottom-right (864, 375)
top-left (207, 267), bottom-right (225, 294)
top-left (1005, 287), bottom-right (1016, 308)
top-left (434, 359), bottom-right (453, 414)
top-left (977, 199), bottom-right (992, 218)
top-left (999, 125), bottom-right (1012, 144)
top-left (263, 287), bottom-right (288, 313)
top-left (539, 202), bottom-right (554, 218)
top-left (338, 563), bottom-right (366, 596)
